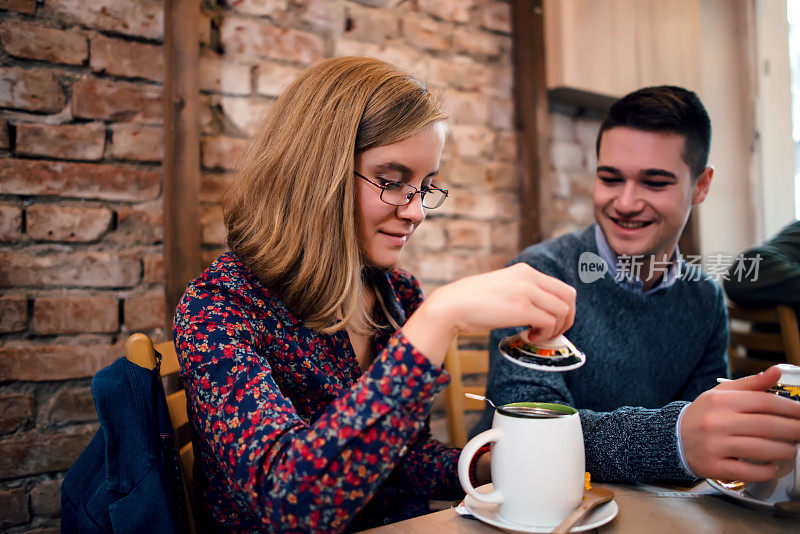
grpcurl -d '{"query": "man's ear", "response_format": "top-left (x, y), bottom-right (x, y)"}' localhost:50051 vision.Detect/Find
top-left (692, 166), bottom-right (714, 205)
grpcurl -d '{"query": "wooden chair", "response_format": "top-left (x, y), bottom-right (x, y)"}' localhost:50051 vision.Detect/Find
top-left (443, 332), bottom-right (491, 448)
top-left (124, 333), bottom-right (197, 534)
top-left (727, 303), bottom-right (800, 377)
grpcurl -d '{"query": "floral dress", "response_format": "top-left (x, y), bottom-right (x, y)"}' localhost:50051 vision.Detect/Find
top-left (173, 253), bottom-right (463, 533)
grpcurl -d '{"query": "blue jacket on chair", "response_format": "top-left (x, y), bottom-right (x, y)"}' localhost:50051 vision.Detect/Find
top-left (61, 356), bottom-right (190, 534)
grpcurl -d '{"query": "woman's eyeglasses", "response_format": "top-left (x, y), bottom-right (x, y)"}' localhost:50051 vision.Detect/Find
top-left (354, 171), bottom-right (449, 209)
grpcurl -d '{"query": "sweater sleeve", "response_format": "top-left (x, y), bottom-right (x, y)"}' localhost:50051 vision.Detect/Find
top-left (676, 284), bottom-right (730, 399)
top-left (174, 283), bottom-right (450, 533)
top-left (478, 327), bottom-right (693, 483)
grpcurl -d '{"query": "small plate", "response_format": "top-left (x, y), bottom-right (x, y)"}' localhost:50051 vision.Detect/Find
top-left (499, 333), bottom-right (587, 372)
top-left (459, 484), bottom-right (618, 533)
top-left (706, 478), bottom-right (799, 515)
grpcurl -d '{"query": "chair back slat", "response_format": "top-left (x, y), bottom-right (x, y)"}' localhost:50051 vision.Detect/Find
top-left (125, 334), bottom-right (158, 370)
top-left (155, 340), bottom-right (182, 376)
top-left (180, 442), bottom-right (194, 487)
top-left (167, 390), bottom-right (190, 430)
top-left (444, 332), bottom-right (490, 448)
top-left (727, 303), bottom-right (800, 376)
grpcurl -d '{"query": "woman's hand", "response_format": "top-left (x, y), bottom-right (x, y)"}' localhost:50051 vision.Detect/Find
top-left (681, 367), bottom-right (800, 481)
top-left (402, 263), bottom-right (576, 366)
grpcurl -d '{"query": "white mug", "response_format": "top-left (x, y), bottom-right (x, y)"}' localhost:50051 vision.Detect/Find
top-left (746, 364), bottom-right (800, 503)
top-left (458, 402), bottom-right (585, 527)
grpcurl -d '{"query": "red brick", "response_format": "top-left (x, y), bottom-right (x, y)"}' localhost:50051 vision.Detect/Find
top-left (426, 56), bottom-right (492, 92)
top-left (453, 28), bottom-right (510, 58)
top-left (219, 96), bottom-right (272, 137)
top-left (402, 13), bottom-right (451, 51)
top-left (27, 203), bottom-right (112, 242)
top-left (31, 479), bottom-right (61, 518)
top-left (143, 253), bottom-right (164, 284)
top-left (199, 57), bottom-right (251, 95)
top-left (448, 124), bottom-right (496, 158)
top-left (45, 387), bottom-right (96, 425)
top-left (72, 78), bottom-right (162, 123)
top-left (124, 289), bottom-right (165, 331)
top-left (495, 131), bottom-right (517, 162)
top-left (0, 159), bottom-right (160, 201)
top-left (0, 392), bottom-right (35, 434)
top-left (486, 161), bottom-right (517, 190)
top-left (444, 91), bottom-right (490, 126)
top-left (0, 67), bottom-right (65, 113)
top-left (0, 341), bottom-right (118, 381)
top-left (0, 488), bottom-right (28, 529)
top-left (0, 0), bottom-right (36, 14)
top-left (200, 172), bottom-right (234, 203)
top-left (298, 0), bottom-right (346, 37)
top-left (112, 124), bottom-right (163, 162)
top-left (0, 117), bottom-right (8, 149)
top-left (344, 3), bottom-right (401, 42)
top-left (417, 0), bottom-right (476, 23)
top-left (491, 222), bottom-right (520, 256)
top-left (0, 251), bottom-right (141, 288)
top-left (229, 0), bottom-right (288, 16)
top-left (254, 61), bottom-right (302, 97)
top-left (48, 0), bottom-right (163, 40)
top-left (490, 98), bottom-right (514, 131)
top-left (0, 203), bottom-right (22, 242)
top-left (440, 158), bottom-right (487, 188)
top-left (446, 220), bottom-right (491, 249)
top-left (117, 205), bottom-right (163, 244)
top-left (201, 205), bottom-right (225, 245)
top-left (0, 20), bottom-right (87, 65)
top-left (201, 135), bottom-right (248, 171)
top-left (33, 293), bottom-right (118, 334)
top-left (482, 1), bottom-right (512, 33)
top-left (220, 16), bottom-right (325, 65)
top-left (0, 294), bottom-right (28, 333)
top-left (16, 122), bottom-right (105, 161)
top-left (0, 427), bottom-right (95, 478)
top-left (90, 35), bottom-right (164, 82)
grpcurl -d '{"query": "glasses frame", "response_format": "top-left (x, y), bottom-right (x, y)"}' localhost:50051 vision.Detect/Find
top-left (354, 171), bottom-right (449, 209)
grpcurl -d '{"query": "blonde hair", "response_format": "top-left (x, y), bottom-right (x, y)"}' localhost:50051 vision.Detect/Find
top-left (224, 57), bottom-right (446, 334)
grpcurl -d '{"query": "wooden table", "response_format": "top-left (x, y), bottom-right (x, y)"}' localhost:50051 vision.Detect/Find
top-left (359, 482), bottom-right (800, 533)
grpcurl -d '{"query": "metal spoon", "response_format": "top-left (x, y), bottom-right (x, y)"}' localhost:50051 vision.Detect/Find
top-left (464, 393), bottom-right (566, 418)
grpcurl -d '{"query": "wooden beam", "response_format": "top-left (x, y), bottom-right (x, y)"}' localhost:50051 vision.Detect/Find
top-left (163, 0), bottom-right (201, 332)
top-left (511, 0), bottom-right (552, 248)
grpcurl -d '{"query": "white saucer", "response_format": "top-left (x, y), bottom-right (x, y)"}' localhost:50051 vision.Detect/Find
top-left (459, 484), bottom-right (619, 533)
top-left (501, 349), bottom-right (587, 372)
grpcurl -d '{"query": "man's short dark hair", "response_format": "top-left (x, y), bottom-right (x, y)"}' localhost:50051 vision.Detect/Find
top-left (595, 86), bottom-right (711, 179)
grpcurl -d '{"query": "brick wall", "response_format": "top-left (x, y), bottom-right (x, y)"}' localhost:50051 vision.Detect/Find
top-left (546, 103), bottom-right (602, 238)
top-left (0, 0), bottom-right (171, 531)
top-left (0, 2), bottom-right (603, 530)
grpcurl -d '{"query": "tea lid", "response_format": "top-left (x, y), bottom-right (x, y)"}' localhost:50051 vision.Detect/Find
top-left (498, 331), bottom-right (586, 372)
top-left (776, 364), bottom-right (800, 386)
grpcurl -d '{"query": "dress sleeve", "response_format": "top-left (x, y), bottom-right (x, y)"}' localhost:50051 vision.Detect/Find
top-left (174, 283), bottom-right (450, 532)
top-left (479, 328), bottom-right (694, 483)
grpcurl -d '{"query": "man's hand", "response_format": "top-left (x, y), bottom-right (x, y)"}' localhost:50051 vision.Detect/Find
top-left (681, 366), bottom-right (800, 481)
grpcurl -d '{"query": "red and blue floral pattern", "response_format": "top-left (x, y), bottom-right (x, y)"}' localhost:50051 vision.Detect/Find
top-left (173, 253), bottom-right (462, 533)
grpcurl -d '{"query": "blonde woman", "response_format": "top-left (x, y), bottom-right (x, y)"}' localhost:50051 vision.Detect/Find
top-left (174, 57), bottom-right (575, 533)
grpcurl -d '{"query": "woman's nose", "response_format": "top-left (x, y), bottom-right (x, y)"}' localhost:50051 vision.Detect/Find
top-left (395, 193), bottom-right (425, 223)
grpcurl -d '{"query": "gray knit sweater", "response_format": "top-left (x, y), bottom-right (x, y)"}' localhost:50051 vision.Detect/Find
top-left (471, 226), bottom-right (729, 482)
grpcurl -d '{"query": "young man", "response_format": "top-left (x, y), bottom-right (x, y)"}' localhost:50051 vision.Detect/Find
top-left (473, 86), bottom-right (800, 484)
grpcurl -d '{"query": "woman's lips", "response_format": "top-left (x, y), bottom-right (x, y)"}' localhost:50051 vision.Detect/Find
top-left (379, 231), bottom-right (408, 247)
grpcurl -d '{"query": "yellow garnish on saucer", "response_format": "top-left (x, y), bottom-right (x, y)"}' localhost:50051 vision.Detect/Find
top-left (584, 472), bottom-right (591, 490)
